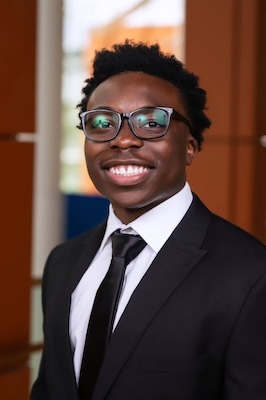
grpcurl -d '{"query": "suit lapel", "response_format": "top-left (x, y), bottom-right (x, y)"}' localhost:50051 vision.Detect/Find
top-left (92, 195), bottom-right (212, 400)
top-left (51, 222), bottom-right (107, 399)
top-left (67, 222), bottom-right (107, 293)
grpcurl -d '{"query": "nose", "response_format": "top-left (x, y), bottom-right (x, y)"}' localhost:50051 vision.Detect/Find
top-left (109, 118), bottom-right (143, 149)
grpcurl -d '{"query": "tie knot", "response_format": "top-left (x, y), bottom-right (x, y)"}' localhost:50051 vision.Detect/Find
top-left (111, 230), bottom-right (146, 265)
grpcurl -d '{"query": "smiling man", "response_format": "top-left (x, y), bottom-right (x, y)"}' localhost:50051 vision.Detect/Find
top-left (31, 40), bottom-right (266, 400)
top-left (83, 72), bottom-right (198, 224)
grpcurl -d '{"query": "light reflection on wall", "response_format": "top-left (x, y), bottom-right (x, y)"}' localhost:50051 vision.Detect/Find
top-left (61, 0), bottom-right (186, 195)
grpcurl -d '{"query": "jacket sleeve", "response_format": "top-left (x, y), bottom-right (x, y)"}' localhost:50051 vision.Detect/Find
top-left (29, 248), bottom-right (53, 400)
top-left (224, 272), bottom-right (266, 399)
top-left (29, 355), bottom-right (49, 400)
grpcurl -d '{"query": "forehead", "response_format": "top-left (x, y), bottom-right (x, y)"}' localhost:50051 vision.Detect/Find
top-left (87, 72), bottom-right (185, 113)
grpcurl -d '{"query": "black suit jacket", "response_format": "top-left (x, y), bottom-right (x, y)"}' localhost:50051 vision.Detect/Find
top-left (30, 195), bottom-right (266, 400)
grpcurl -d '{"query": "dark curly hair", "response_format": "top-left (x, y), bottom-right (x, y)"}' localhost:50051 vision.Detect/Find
top-left (77, 39), bottom-right (211, 149)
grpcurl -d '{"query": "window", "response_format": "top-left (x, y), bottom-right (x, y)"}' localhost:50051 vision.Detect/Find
top-left (61, 0), bottom-right (186, 194)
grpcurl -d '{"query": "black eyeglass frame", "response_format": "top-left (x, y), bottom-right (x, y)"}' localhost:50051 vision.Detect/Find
top-left (79, 106), bottom-right (192, 142)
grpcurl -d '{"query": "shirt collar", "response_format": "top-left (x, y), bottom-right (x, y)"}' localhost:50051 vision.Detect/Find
top-left (100, 182), bottom-right (193, 253)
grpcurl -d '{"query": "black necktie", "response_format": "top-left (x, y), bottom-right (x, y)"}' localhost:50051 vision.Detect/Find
top-left (78, 230), bottom-right (146, 400)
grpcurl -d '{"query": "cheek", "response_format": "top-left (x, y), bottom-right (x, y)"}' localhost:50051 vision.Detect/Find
top-left (159, 139), bottom-right (187, 167)
top-left (84, 141), bottom-right (100, 164)
top-left (84, 143), bottom-right (99, 177)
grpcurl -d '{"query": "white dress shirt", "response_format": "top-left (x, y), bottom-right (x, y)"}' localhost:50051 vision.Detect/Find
top-left (69, 182), bottom-right (193, 381)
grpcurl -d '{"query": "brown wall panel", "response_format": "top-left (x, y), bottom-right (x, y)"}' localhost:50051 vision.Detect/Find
top-left (187, 143), bottom-right (231, 217)
top-left (0, 0), bottom-right (36, 134)
top-left (185, 0), bottom-right (235, 141)
top-left (0, 367), bottom-right (29, 400)
top-left (0, 141), bottom-right (33, 349)
top-left (253, 0), bottom-right (266, 243)
top-left (234, 144), bottom-right (256, 231)
top-left (234, 0), bottom-right (258, 140)
top-left (186, 0), bottom-right (265, 241)
top-left (0, 0), bottom-right (36, 397)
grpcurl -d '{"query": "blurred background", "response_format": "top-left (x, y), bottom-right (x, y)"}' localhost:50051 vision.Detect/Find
top-left (0, 0), bottom-right (265, 398)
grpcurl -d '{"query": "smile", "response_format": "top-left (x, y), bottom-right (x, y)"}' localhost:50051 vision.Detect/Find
top-left (109, 165), bottom-right (150, 176)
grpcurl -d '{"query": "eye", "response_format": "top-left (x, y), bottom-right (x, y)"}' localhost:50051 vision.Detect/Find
top-left (134, 110), bottom-right (167, 130)
top-left (143, 120), bottom-right (160, 128)
top-left (151, 109), bottom-right (168, 126)
top-left (90, 114), bottom-right (114, 130)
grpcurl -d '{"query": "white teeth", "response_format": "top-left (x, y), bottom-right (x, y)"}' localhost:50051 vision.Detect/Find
top-left (109, 165), bottom-right (149, 176)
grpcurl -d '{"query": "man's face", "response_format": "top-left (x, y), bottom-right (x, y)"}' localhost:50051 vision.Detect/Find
top-left (84, 72), bottom-right (198, 223)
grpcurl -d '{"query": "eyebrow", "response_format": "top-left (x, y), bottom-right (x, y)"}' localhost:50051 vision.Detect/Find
top-left (87, 106), bottom-right (114, 111)
top-left (87, 105), bottom-right (164, 112)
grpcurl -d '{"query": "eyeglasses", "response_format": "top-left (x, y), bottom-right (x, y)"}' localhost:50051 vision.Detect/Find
top-left (79, 106), bottom-right (191, 142)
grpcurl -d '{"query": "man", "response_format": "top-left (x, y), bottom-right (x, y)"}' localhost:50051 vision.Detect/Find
top-left (31, 40), bottom-right (266, 400)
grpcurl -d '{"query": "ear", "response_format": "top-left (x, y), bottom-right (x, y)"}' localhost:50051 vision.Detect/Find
top-left (186, 135), bottom-right (198, 166)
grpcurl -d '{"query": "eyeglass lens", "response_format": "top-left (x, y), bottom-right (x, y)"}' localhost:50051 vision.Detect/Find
top-left (83, 108), bottom-right (170, 141)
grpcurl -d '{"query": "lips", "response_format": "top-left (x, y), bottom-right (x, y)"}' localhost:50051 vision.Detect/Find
top-left (109, 165), bottom-right (150, 176)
